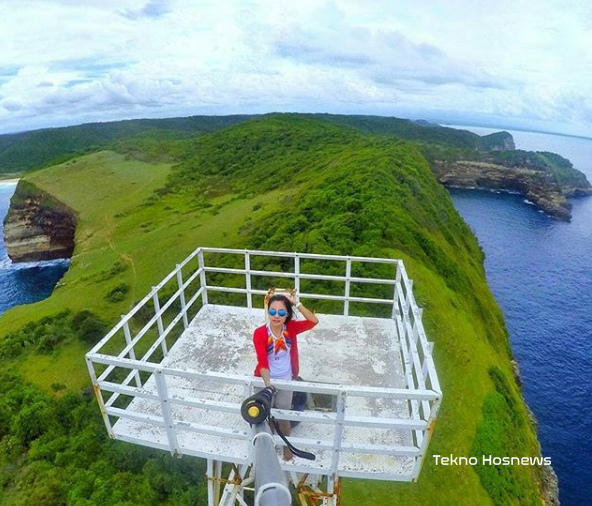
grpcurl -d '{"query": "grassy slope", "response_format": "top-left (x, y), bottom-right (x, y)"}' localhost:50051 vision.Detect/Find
top-left (2, 150), bottom-right (287, 391)
top-left (1, 116), bottom-right (547, 505)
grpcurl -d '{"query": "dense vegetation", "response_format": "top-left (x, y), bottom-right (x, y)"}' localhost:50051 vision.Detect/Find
top-left (0, 115), bottom-right (254, 174)
top-left (0, 115), bottom-right (551, 505)
top-left (0, 310), bottom-right (106, 360)
top-left (313, 113), bottom-right (512, 150)
top-left (0, 113), bottom-right (513, 175)
top-left (0, 373), bottom-right (206, 506)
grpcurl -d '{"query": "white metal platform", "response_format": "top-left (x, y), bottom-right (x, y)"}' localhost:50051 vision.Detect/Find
top-left (86, 247), bottom-right (441, 503)
top-left (112, 304), bottom-right (413, 476)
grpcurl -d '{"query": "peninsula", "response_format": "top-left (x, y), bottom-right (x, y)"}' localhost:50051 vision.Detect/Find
top-left (0, 114), bottom-right (566, 505)
top-left (429, 149), bottom-right (592, 221)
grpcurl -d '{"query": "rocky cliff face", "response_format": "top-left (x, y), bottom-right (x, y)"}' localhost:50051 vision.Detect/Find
top-left (432, 159), bottom-right (580, 221)
top-left (3, 180), bottom-right (77, 262)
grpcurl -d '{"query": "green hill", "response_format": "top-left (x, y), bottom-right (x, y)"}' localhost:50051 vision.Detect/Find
top-left (0, 113), bottom-right (512, 176)
top-left (0, 115), bottom-right (255, 174)
top-left (310, 113), bottom-right (511, 150)
top-left (0, 115), bottom-right (550, 505)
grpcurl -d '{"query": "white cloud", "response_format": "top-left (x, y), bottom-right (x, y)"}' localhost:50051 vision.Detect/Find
top-left (0, 0), bottom-right (591, 136)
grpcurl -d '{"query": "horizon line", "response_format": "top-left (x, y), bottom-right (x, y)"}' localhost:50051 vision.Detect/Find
top-left (1, 111), bottom-right (591, 142)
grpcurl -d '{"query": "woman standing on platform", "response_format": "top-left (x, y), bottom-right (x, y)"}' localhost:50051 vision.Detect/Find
top-left (252, 293), bottom-right (318, 460)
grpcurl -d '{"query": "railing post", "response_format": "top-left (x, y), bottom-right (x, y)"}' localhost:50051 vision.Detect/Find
top-left (330, 390), bottom-right (347, 477)
top-left (392, 260), bottom-right (403, 319)
top-left (344, 258), bottom-right (351, 316)
top-left (198, 249), bottom-right (209, 306)
top-left (85, 356), bottom-right (114, 437)
top-left (245, 252), bottom-right (252, 309)
top-left (152, 287), bottom-right (168, 356)
top-left (207, 460), bottom-right (215, 506)
top-left (294, 254), bottom-right (300, 297)
top-left (155, 368), bottom-right (179, 455)
top-left (422, 357), bottom-right (430, 383)
top-left (411, 395), bottom-right (442, 480)
top-left (403, 280), bottom-right (413, 326)
top-left (122, 319), bottom-right (142, 387)
top-left (176, 265), bottom-right (189, 329)
top-left (411, 317), bottom-right (420, 346)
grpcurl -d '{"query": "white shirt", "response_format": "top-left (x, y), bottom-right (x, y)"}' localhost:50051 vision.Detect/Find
top-left (267, 324), bottom-right (292, 380)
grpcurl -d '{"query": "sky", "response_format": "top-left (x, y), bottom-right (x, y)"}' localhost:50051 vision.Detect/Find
top-left (1, 0), bottom-right (591, 137)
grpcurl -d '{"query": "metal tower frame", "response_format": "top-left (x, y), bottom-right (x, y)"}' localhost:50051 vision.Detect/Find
top-left (86, 247), bottom-right (442, 505)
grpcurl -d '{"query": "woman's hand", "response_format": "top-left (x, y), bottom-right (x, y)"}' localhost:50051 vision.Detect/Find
top-left (287, 293), bottom-right (297, 306)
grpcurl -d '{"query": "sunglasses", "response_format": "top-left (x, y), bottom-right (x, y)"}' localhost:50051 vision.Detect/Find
top-left (268, 308), bottom-right (287, 317)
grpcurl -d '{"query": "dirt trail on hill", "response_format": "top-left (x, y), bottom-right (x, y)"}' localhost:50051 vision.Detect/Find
top-left (104, 215), bottom-right (137, 281)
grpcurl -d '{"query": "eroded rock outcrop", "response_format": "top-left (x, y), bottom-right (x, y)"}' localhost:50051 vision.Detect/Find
top-left (3, 180), bottom-right (77, 262)
top-left (432, 159), bottom-right (591, 221)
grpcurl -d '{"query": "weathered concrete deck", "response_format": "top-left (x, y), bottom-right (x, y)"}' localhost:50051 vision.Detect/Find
top-left (113, 304), bottom-right (414, 476)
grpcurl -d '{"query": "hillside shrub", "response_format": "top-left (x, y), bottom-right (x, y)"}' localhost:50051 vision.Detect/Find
top-left (73, 311), bottom-right (108, 345)
top-left (0, 310), bottom-right (108, 358)
top-left (104, 283), bottom-right (130, 303)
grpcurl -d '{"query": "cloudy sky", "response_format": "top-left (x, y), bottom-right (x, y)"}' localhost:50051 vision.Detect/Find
top-left (1, 0), bottom-right (591, 136)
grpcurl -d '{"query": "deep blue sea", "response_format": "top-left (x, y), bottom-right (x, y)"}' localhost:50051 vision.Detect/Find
top-left (447, 126), bottom-right (592, 505)
top-left (1, 127), bottom-right (591, 503)
top-left (0, 182), bottom-right (69, 316)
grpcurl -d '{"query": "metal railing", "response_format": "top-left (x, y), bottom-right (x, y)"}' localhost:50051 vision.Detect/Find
top-left (86, 247), bottom-right (442, 482)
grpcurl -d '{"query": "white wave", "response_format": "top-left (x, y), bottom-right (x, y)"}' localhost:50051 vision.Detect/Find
top-left (0, 257), bottom-right (70, 271)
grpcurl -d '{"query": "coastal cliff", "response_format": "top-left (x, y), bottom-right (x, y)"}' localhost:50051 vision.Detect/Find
top-left (3, 180), bottom-right (77, 262)
top-left (432, 159), bottom-right (573, 220)
top-left (431, 153), bottom-right (592, 221)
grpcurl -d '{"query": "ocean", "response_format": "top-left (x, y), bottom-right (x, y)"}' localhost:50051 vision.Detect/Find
top-left (447, 126), bottom-right (592, 505)
top-left (1, 127), bottom-right (591, 503)
top-left (0, 182), bottom-right (69, 316)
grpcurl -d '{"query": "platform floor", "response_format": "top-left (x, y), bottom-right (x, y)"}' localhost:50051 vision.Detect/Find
top-left (113, 305), bottom-right (415, 477)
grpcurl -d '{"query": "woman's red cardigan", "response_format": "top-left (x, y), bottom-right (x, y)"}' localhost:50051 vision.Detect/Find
top-left (253, 319), bottom-right (317, 379)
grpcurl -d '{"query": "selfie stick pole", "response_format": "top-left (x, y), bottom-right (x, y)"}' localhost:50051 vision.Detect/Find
top-left (252, 423), bottom-right (291, 506)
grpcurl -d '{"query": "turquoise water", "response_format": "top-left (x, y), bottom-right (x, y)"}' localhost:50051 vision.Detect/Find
top-left (0, 183), bottom-right (69, 316)
top-left (449, 127), bottom-right (592, 505)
